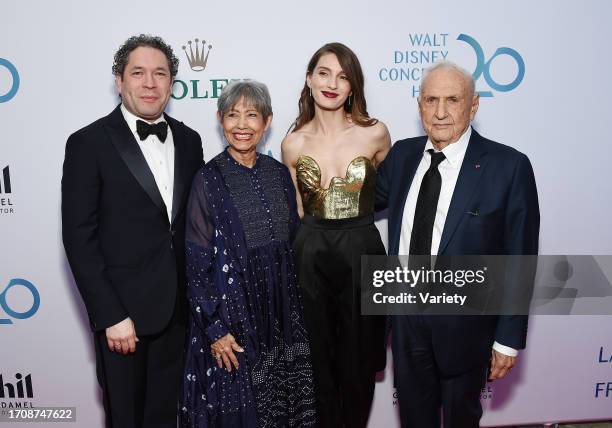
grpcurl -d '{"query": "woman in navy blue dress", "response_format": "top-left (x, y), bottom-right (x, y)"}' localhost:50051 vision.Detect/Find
top-left (181, 80), bottom-right (316, 427)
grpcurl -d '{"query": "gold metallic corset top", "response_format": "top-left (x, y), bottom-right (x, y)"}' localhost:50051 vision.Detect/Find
top-left (296, 155), bottom-right (377, 220)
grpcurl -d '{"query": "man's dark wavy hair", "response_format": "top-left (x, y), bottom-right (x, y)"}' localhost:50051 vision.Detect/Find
top-left (112, 34), bottom-right (179, 77)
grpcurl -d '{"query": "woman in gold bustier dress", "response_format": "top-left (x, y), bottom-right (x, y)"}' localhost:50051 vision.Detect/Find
top-left (282, 43), bottom-right (391, 428)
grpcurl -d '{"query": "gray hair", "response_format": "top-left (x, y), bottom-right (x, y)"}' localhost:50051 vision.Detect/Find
top-left (419, 61), bottom-right (476, 99)
top-left (217, 80), bottom-right (273, 120)
top-left (113, 34), bottom-right (179, 77)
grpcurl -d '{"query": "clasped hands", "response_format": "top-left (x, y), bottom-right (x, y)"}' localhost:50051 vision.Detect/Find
top-left (211, 333), bottom-right (244, 372)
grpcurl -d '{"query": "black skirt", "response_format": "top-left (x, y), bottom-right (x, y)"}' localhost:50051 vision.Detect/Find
top-left (293, 214), bottom-right (387, 427)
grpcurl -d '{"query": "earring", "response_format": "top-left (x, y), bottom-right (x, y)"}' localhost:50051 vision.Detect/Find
top-left (309, 87), bottom-right (312, 97)
top-left (348, 94), bottom-right (352, 108)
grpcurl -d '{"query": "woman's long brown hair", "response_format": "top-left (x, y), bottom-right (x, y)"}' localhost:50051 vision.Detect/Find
top-left (290, 42), bottom-right (378, 132)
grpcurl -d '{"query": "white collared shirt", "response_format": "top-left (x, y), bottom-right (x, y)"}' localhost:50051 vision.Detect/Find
top-left (398, 127), bottom-right (471, 258)
top-left (397, 126), bottom-right (517, 357)
top-left (120, 104), bottom-right (175, 221)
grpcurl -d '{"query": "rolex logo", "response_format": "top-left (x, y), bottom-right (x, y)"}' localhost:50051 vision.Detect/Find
top-left (182, 38), bottom-right (212, 72)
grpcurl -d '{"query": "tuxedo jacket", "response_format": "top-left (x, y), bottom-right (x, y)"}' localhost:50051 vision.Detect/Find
top-left (62, 105), bottom-right (203, 335)
top-left (376, 129), bottom-right (540, 372)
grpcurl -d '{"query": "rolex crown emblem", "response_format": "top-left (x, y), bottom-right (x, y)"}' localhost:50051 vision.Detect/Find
top-left (182, 38), bottom-right (212, 72)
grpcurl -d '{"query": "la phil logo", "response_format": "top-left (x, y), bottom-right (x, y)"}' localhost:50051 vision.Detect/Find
top-left (172, 37), bottom-right (232, 101)
top-left (0, 279), bottom-right (41, 325)
top-left (0, 58), bottom-right (20, 103)
top-left (1, 166), bottom-right (14, 215)
top-left (0, 374), bottom-right (33, 399)
top-left (0, 373), bottom-right (35, 412)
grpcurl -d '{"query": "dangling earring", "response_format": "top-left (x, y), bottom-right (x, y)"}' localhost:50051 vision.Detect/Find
top-left (309, 87), bottom-right (312, 97)
top-left (348, 94), bottom-right (352, 108)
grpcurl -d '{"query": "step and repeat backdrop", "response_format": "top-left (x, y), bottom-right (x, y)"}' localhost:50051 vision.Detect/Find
top-left (2, 0), bottom-right (611, 426)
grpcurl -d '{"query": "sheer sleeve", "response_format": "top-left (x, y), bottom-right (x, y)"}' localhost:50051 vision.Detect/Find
top-left (185, 169), bottom-right (229, 343)
top-left (283, 166), bottom-right (301, 243)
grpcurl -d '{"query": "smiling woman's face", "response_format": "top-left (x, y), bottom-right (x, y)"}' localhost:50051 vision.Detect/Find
top-left (219, 97), bottom-right (271, 155)
top-left (307, 53), bottom-right (352, 111)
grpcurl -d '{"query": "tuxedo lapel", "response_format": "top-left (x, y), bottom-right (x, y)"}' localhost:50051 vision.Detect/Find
top-left (166, 115), bottom-right (186, 225)
top-left (105, 106), bottom-right (168, 219)
top-left (438, 130), bottom-right (487, 254)
top-left (390, 138), bottom-right (427, 254)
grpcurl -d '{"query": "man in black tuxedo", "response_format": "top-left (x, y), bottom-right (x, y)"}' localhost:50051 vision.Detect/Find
top-left (62, 34), bottom-right (203, 427)
top-left (376, 62), bottom-right (539, 427)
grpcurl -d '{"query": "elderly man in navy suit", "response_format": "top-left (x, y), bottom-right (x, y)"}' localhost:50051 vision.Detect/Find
top-left (376, 61), bottom-right (539, 427)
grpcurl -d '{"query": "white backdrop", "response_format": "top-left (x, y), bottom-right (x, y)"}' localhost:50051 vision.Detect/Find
top-left (2, 0), bottom-right (612, 426)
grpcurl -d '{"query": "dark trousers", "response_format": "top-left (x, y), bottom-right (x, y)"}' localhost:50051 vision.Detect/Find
top-left (94, 313), bottom-right (185, 428)
top-left (304, 294), bottom-right (377, 428)
top-left (392, 315), bottom-right (487, 428)
top-left (293, 215), bottom-right (387, 428)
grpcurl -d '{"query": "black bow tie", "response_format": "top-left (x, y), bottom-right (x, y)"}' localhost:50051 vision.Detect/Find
top-left (136, 120), bottom-right (168, 142)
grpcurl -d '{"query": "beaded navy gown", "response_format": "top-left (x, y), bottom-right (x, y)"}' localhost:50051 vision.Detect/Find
top-left (181, 149), bottom-right (316, 427)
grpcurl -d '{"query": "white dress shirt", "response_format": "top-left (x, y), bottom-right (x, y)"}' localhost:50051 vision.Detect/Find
top-left (397, 126), bottom-right (517, 357)
top-left (121, 104), bottom-right (175, 221)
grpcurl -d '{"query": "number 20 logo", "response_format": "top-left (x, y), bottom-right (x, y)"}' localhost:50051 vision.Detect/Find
top-left (457, 34), bottom-right (525, 97)
top-left (0, 58), bottom-right (20, 103)
top-left (0, 279), bottom-right (40, 324)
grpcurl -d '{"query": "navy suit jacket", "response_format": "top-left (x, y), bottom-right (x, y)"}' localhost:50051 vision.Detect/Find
top-left (376, 129), bottom-right (540, 371)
